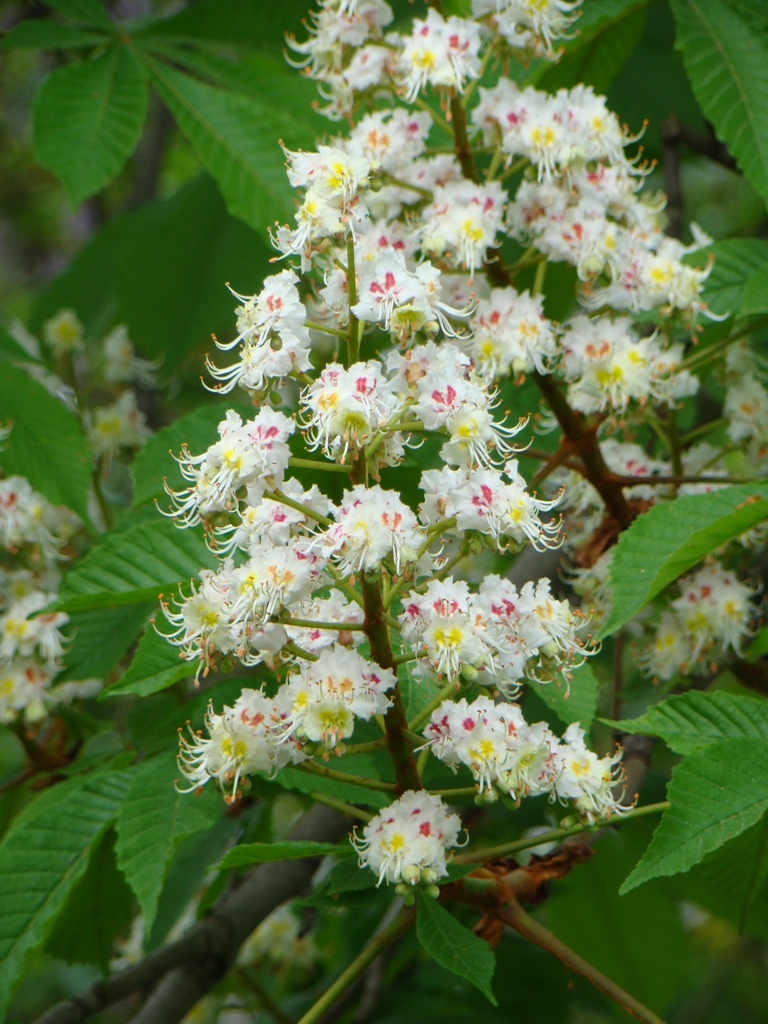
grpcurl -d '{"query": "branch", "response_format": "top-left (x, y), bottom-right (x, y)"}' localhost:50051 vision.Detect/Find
top-left (500, 899), bottom-right (667, 1024)
top-left (33, 805), bottom-right (350, 1024)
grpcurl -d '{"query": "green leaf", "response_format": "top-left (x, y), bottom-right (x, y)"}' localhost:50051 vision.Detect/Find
top-left (56, 602), bottom-right (152, 684)
top-left (621, 737), bottom-right (768, 893)
top-left (608, 691), bottom-right (768, 755)
top-left (741, 259), bottom-right (768, 316)
top-left (220, 840), bottom-right (354, 870)
top-left (45, 828), bottom-right (134, 973)
top-left (532, 663), bottom-right (600, 729)
top-left (135, 0), bottom-right (309, 48)
top-left (674, 812), bottom-right (768, 937)
top-left (132, 403), bottom-right (252, 508)
top-left (670, 0), bottom-right (768, 206)
top-left (0, 361), bottom-right (93, 525)
top-left (415, 891), bottom-right (497, 1005)
top-left (0, 325), bottom-right (42, 364)
top-left (536, 0), bottom-right (649, 94)
top-left (0, 769), bottom-right (132, 1017)
top-left (148, 815), bottom-right (240, 949)
top-left (29, 175), bottom-right (273, 364)
top-left (546, 820), bottom-right (691, 1012)
top-left (54, 519), bottom-right (214, 612)
top-left (115, 754), bottom-right (218, 934)
top-left (745, 623), bottom-right (768, 662)
top-left (42, 0), bottom-right (115, 28)
top-left (33, 45), bottom-right (149, 206)
top-left (144, 58), bottom-right (294, 236)
top-left (102, 623), bottom-right (191, 698)
top-left (687, 239), bottom-right (768, 317)
top-left (600, 484), bottom-right (768, 637)
top-left (1, 20), bottom-right (110, 49)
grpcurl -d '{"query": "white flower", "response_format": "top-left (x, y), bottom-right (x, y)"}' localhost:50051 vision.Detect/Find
top-left (554, 723), bottom-right (627, 824)
top-left (320, 484), bottom-right (424, 574)
top-left (397, 10), bottom-right (482, 101)
top-left (88, 391), bottom-right (150, 460)
top-left (102, 325), bottom-right (160, 386)
top-left (278, 644), bottom-right (394, 750)
top-left (164, 409), bottom-right (295, 527)
top-left (352, 790), bottom-right (463, 886)
top-left (44, 309), bottom-right (85, 356)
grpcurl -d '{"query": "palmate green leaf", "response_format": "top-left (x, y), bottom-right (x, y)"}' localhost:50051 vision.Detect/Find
top-left (54, 519), bottom-right (214, 612)
top-left (670, 0), bottom-right (768, 207)
top-left (33, 45), bottom-right (149, 207)
top-left (56, 602), bottom-right (153, 684)
top-left (132, 403), bottom-right (253, 508)
top-left (102, 623), bottom-right (191, 699)
top-left (0, 361), bottom-right (93, 525)
top-left (115, 754), bottom-right (218, 934)
top-left (46, 829), bottom-right (134, 973)
top-left (599, 484), bottom-right (768, 637)
top-left (535, 0), bottom-right (650, 94)
top-left (0, 769), bottom-right (132, 1018)
top-left (134, 0), bottom-right (309, 48)
top-left (608, 691), bottom-right (768, 755)
top-left (415, 891), bottom-right (497, 1005)
top-left (144, 58), bottom-right (295, 237)
top-left (220, 840), bottom-right (355, 870)
top-left (42, 0), bottom-right (115, 28)
top-left (621, 738), bottom-right (768, 893)
top-left (675, 812), bottom-right (768, 937)
top-left (1, 19), bottom-right (110, 49)
top-left (685, 239), bottom-right (768, 317)
top-left (532, 663), bottom-right (600, 729)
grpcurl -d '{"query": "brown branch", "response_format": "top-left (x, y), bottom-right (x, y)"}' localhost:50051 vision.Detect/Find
top-left (33, 805), bottom-right (350, 1024)
top-left (661, 117), bottom-right (737, 172)
top-left (361, 576), bottom-right (421, 793)
top-left (500, 899), bottom-right (667, 1024)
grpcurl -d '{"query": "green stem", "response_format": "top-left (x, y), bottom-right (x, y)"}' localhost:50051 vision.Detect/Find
top-left (265, 489), bottom-right (333, 527)
top-left (279, 616), bottom-right (366, 631)
top-left (413, 95), bottom-right (452, 136)
top-left (295, 907), bottom-right (416, 1024)
top-left (283, 641), bottom-right (319, 663)
top-left (453, 801), bottom-right (670, 864)
top-left (307, 790), bottom-right (372, 823)
top-left (382, 173), bottom-right (433, 200)
top-left (325, 565), bottom-right (365, 609)
top-left (347, 236), bottom-right (360, 366)
top-left (288, 457), bottom-right (353, 474)
top-left (297, 761), bottom-right (396, 793)
top-left (431, 786), bottom-right (477, 799)
top-left (501, 902), bottom-right (667, 1024)
top-left (681, 316), bottom-right (768, 370)
top-left (343, 736), bottom-right (390, 755)
top-left (408, 679), bottom-right (459, 732)
top-left (680, 416), bottom-right (728, 445)
top-left (304, 319), bottom-right (349, 339)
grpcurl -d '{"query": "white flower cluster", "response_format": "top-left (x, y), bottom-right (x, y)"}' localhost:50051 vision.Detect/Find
top-left (178, 645), bottom-right (395, 796)
top-left (206, 270), bottom-right (312, 395)
top-left (352, 789), bottom-right (463, 888)
top-left (0, 472), bottom-right (96, 723)
top-left (400, 575), bottom-right (588, 694)
top-left (560, 315), bottom-right (698, 414)
top-left (643, 562), bottom-right (758, 681)
top-left (424, 696), bottom-right (626, 823)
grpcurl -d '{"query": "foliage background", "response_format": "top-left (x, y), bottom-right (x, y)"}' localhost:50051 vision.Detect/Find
top-left (1, 1), bottom-right (768, 1022)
